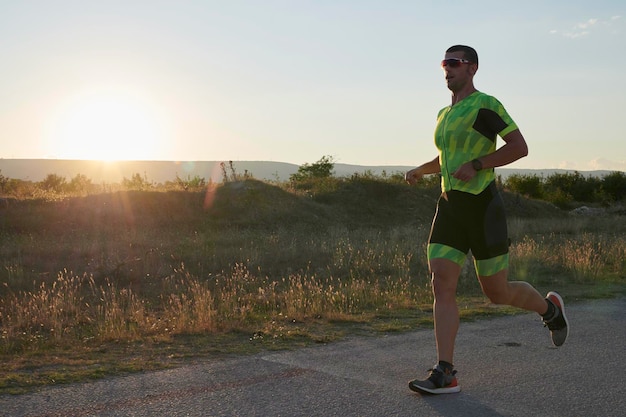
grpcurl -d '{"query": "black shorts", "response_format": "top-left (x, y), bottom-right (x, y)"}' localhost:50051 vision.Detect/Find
top-left (428, 181), bottom-right (509, 267)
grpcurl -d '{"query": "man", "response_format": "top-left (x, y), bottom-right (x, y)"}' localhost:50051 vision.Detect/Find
top-left (405, 45), bottom-right (569, 395)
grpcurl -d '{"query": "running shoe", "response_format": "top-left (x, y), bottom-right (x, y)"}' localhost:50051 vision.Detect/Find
top-left (408, 364), bottom-right (460, 394)
top-left (543, 291), bottom-right (569, 347)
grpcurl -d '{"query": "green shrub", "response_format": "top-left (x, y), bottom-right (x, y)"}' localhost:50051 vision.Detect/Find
top-left (545, 188), bottom-right (573, 209)
top-left (290, 155), bottom-right (335, 182)
top-left (505, 174), bottom-right (544, 198)
top-left (545, 171), bottom-right (599, 203)
top-left (122, 173), bottom-right (153, 190)
top-left (67, 174), bottom-right (94, 194)
top-left (601, 171), bottom-right (626, 202)
top-left (39, 174), bottom-right (67, 193)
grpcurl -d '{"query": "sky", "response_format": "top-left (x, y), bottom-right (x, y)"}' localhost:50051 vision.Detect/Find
top-left (0, 0), bottom-right (625, 171)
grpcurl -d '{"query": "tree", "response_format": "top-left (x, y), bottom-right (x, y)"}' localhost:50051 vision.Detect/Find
top-left (68, 174), bottom-right (93, 194)
top-left (0, 170), bottom-right (7, 194)
top-left (39, 174), bottom-right (67, 193)
top-left (290, 155), bottom-right (335, 182)
top-left (601, 171), bottom-right (626, 202)
top-left (123, 173), bottom-right (153, 190)
top-left (505, 174), bottom-right (544, 199)
top-left (544, 171), bottom-right (599, 202)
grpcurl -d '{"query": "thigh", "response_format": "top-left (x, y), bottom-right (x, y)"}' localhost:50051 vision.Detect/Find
top-left (429, 193), bottom-right (469, 255)
top-left (468, 183), bottom-right (509, 260)
top-left (477, 268), bottom-right (508, 292)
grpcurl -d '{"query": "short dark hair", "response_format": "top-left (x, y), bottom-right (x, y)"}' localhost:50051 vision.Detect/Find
top-left (446, 45), bottom-right (478, 66)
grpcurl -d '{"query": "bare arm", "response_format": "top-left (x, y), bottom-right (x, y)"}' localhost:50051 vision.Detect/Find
top-left (452, 129), bottom-right (528, 182)
top-left (405, 156), bottom-right (440, 185)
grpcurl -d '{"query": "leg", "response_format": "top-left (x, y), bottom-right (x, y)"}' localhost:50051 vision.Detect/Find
top-left (409, 194), bottom-right (466, 394)
top-left (478, 268), bottom-right (569, 346)
top-left (477, 269), bottom-right (548, 314)
top-left (409, 257), bottom-right (463, 394)
top-left (429, 258), bottom-right (462, 364)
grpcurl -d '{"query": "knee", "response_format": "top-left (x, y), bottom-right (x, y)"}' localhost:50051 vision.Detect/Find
top-left (429, 259), bottom-right (461, 300)
top-left (431, 272), bottom-right (457, 299)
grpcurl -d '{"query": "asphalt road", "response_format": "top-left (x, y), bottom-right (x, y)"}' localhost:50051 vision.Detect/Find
top-left (1, 297), bottom-right (624, 417)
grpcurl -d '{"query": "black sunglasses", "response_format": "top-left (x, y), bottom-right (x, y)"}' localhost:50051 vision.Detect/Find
top-left (441, 58), bottom-right (473, 68)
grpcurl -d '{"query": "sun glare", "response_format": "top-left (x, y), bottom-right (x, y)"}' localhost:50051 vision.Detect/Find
top-left (45, 88), bottom-right (169, 161)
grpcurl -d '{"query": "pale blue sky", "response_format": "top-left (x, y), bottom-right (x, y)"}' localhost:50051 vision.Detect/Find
top-left (1, 0), bottom-right (624, 170)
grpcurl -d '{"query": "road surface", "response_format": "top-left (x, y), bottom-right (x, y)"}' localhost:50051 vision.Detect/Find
top-left (1, 297), bottom-right (624, 417)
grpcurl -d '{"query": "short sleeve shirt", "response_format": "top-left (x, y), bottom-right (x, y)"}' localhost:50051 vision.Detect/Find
top-left (434, 91), bottom-right (518, 194)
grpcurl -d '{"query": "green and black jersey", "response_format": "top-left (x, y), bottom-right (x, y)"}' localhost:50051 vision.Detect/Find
top-left (435, 91), bottom-right (518, 195)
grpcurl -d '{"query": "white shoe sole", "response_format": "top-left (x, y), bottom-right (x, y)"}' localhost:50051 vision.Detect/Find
top-left (546, 291), bottom-right (570, 346)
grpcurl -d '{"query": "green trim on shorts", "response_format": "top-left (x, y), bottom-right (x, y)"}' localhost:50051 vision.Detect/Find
top-left (474, 253), bottom-right (509, 276)
top-left (427, 243), bottom-right (467, 267)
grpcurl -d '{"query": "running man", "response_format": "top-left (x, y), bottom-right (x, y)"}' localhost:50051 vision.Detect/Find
top-left (405, 45), bottom-right (569, 395)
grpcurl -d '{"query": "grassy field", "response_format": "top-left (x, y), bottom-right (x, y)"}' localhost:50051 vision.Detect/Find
top-left (0, 177), bottom-right (624, 394)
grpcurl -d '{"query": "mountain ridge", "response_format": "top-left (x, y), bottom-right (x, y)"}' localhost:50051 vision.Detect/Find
top-left (0, 159), bottom-right (619, 184)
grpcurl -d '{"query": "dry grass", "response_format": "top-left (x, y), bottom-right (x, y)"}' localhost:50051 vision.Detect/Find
top-left (0, 178), bottom-right (624, 393)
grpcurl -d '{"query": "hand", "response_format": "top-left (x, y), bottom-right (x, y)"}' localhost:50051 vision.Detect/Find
top-left (405, 168), bottom-right (423, 185)
top-left (451, 162), bottom-right (478, 182)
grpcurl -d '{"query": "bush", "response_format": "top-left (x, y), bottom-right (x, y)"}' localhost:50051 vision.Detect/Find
top-left (67, 174), bottom-right (94, 194)
top-left (290, 156), bottom-right (335, 182)
top-left (545, 171), bottom-right (599, 203)
top-left (171, 174), bottom-right (207, 191)
top-left (122, 173), bottom-right (153, 190)
top-left (601, 171), bottom-right (626, 202)
top-left (505, 174), bottom-right (544, 199)
top-left (545, 188), bottom-right (573, 209)
top-left (39, 174), bottom-right (67, 193)
top-left (0, 170), bottom-right (7, 194)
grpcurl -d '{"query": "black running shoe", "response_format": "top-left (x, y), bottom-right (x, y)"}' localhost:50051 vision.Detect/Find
top-left (408, 364), bottom-right (460, 394)
top-left (543, 291), bottom-right (569, 347)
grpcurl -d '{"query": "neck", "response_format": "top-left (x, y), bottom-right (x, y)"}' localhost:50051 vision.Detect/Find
top-left (450, 85), bottom-right (477, 106)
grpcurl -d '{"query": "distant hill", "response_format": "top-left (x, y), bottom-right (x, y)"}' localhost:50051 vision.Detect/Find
top-left (0, 159), bottom-right (619, 184)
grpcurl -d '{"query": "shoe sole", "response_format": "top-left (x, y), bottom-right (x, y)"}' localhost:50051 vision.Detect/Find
top-left (547, 291), bottom-right (570, 347)
top-left (409, 381), bottom-right (461, 395)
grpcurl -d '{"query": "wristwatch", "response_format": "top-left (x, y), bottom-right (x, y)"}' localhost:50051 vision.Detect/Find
top-left (471, 159), bottom-right (483, 171)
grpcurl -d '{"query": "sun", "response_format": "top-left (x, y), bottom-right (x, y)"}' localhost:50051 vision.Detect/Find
top-left (45, 88), bottom-right (170, 161)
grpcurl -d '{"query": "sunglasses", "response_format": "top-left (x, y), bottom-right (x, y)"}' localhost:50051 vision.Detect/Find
top-left (441, 58), bottom-right (473, 68)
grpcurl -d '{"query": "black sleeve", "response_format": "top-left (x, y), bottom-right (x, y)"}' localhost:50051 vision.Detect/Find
top-left (472, 108), bottom-right (509, 143)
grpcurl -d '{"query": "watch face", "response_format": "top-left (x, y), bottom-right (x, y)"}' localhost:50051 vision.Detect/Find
top-left (472, 159), bottom-right (482, 171)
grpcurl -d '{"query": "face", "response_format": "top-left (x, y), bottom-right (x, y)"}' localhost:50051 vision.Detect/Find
top-left (441, 51), bottom-right (476, 92)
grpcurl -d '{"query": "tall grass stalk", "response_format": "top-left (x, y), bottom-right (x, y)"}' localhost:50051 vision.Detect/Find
top-left (0, 183), bottom-right (624, 356)
top-left (94, 279), bottom-right (146, 341)
top-left (509, 217), bottom-right (626, 285)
